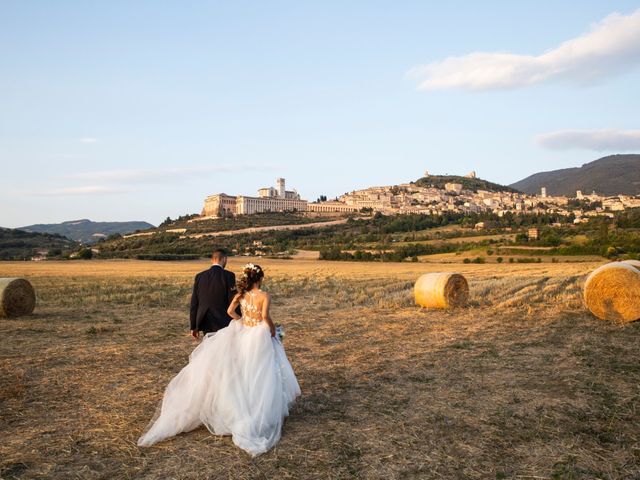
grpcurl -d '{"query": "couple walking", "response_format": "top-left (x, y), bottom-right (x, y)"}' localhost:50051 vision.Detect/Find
top-left (137, 249), bottom-right (300, 456)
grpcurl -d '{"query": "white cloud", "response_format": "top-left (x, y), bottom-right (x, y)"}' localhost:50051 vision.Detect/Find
top-left (409, 9), bottom-right (640, 91)
top-left (65, 164), bottom-right (277, 184)
top-left (79, 137), bottom-right (99, 143)
top-left (27, 185), bottom-right (130, 196)
top-left (536, 128), bottom-right (640, 151)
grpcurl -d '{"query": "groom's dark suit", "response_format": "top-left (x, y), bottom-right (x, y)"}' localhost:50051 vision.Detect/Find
top-left (190, 264), bottom-right (238, 334)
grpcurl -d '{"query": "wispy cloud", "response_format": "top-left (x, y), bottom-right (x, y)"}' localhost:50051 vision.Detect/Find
top-left (409, 9), bottom-right (640, 91)
top-left (65, 164), bottom-right (277, 184)
top-left (16, 164), bottom-right (279, 198)
top-left (79, 137), bottom-right (99, 143)
top-left (26, 186), bottom-right (130, 196)
top-left (52, 154), bottom-right (85, 159)
top-left (536, 128), bottom-right (640, 151)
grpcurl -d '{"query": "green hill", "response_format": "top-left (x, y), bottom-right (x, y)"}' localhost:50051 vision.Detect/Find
top-left (0, 227), bottom-right (79, 260)
top-left (414, 175), bottom-right (520, 193)
top-left (19, 219), bottom-right (155, 244)
top-left (96, 211), bottom-right (344, 259)
top-left (510, 154), bottom-right (640, 196)
top-left (158, 211), bottom-right (334, 234)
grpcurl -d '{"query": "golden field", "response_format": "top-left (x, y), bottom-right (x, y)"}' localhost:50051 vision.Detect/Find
top-left (2, 258), bottom-right (640, 479)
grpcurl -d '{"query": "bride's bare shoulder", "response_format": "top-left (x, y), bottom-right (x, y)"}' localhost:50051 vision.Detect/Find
top-left (258, 290), bottom-right (271, 300)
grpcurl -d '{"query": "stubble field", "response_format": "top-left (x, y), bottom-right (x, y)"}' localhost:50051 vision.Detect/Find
top-left (2, 258), bottom-right (640, 479)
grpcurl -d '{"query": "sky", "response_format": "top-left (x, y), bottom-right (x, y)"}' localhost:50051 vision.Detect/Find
top-left (1, 0), bottom-right (640, 228)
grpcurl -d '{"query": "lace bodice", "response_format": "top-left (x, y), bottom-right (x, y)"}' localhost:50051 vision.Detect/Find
top-left (239, 291), bottom-right (263, 327)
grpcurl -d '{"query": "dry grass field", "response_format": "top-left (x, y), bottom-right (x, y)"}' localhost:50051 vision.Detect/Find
top-left (2, 258), bottom-right (640, 479)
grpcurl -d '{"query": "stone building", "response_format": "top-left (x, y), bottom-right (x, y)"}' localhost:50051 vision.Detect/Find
top-left (445, 183), bottom-right (463, 194)
top-left (307, 201), bottom-right (360, 213)
top-left (201, 178), bottom-right (307, 217)
top-left (236, 194), bottom-right (307, 215)
top-left (201, 193), bottom-right (237, 217)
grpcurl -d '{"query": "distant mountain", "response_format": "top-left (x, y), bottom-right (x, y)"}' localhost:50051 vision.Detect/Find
top-left (19, 219), bottom-right (155, 244)
top-left (510, 154), bottom-right (640, 197)
top-left (415, 175), bottom-right (520, 193)
top-left (0, 227), bottom-right (78, 260)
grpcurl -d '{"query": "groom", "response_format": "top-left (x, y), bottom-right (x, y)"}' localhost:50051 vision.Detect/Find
top-left (190, 249), bottom-right (238, 339)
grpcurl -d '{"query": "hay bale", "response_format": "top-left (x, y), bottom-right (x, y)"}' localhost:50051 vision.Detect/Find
top-left (583, 263), bottom-right (640, 322)
top-left (415, 272), bottom-right (469, 309)
top-left (622, 259), bottom-right (640, 269)
top-left (0, 278), bottom-right (36, 318)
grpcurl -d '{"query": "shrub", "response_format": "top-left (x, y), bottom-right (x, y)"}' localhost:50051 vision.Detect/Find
top-left (515, 257), bottom-right (540, 264)
top-left (496, 257), bottom-right (503, 263)
top-left (77, 248), bottom-right (93, 260)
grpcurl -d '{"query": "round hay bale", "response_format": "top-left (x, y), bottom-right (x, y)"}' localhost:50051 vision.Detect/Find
top-left (583, 263), bottom-right (640, 322)
top-left (622, 259), bottom-right (640, 269)
top-left (0, 278), bottom-right (36, 318)
top-left (415, 272), bottom-right (469, 309)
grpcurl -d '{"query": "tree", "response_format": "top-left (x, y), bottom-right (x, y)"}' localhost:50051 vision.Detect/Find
top-left (598, 221), bottom-right (609, 242)
top-left (77, 248), bottom-right (93, 259)
top-left (515, 233), bottom-right (528, 243)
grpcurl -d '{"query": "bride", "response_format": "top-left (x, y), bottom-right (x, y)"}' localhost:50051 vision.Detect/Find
top-left (137, 263), bottom-right (301, 456)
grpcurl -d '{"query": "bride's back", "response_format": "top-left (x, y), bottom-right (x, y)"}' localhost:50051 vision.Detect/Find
top-left (239, 289), bottom-right (267, 326)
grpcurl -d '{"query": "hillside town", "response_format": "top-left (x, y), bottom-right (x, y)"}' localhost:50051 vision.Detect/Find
top-left (200, 175), bottom-right (640, 224)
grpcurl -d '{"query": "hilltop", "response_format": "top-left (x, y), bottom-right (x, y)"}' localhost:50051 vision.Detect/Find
top-left (0, 227), bottom-right (78, 260)
top-left (415, 175), bottom-right (520, 193)
top-left (510, 154), bottom-right (640, 196)
top-left (19, 219), bottom-right (155, 244)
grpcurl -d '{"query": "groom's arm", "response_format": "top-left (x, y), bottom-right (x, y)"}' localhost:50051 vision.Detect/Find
top-left (189, 274), bottom-right (200, 332)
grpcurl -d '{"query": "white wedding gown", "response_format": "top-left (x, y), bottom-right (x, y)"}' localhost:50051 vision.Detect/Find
top-left (137, 291), bottom-right (301, 456)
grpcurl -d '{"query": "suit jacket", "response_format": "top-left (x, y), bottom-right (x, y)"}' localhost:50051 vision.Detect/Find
top-left (190, 265), bottom-right (237, 333)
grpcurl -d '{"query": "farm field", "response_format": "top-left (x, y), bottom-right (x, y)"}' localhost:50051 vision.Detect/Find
top-left (393, 232), bottom-right (517, 247)
top-left (2, 258), bottom-right (640, 479)
top-left (419, 251), bottom-right (605, 264)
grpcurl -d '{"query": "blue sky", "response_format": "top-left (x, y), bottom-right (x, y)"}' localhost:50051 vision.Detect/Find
top-left (1, 0), bottom-right (639, 227)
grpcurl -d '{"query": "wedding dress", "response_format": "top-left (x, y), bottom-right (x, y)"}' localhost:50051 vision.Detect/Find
top-left (137, 290), bottom-right (300, 456)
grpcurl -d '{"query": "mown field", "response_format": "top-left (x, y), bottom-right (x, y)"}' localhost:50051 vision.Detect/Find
top-left (2, 259), bottom-right (640, 479)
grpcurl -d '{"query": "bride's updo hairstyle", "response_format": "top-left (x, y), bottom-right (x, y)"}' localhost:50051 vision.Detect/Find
top-left (237, 263), bottom-right (264, 297)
